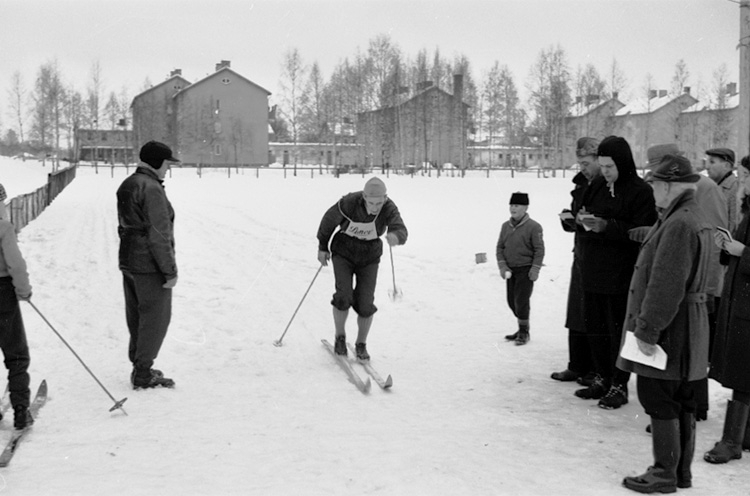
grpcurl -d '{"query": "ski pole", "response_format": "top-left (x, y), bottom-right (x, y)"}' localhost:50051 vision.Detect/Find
top-left (388, 244), bottom-right (402, 301)
top-left (273, 264), bottom-right (323, 347)
top-left (26, 300), bottom-right (128, 415)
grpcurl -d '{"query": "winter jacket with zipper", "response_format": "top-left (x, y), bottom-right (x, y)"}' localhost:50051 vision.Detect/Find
top-left (116, 167), bottom-right (177, 279)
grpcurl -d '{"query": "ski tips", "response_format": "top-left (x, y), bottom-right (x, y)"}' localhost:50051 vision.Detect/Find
top-left (272, 340), bottom-right (284, 347)
top-left (384, 375), bottom-right (393, 388)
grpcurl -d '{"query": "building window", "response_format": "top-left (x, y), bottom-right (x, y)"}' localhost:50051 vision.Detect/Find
top-left (498, 153), bottom-right (503, 160)
top-left (174, 85), bottom-right (182, 90)
top-left (221, 78), bottom-right (231, 85)
top-left (214, 144), bottom-right (222, 156)
top-left (102, 133), bottom-right (107, 141)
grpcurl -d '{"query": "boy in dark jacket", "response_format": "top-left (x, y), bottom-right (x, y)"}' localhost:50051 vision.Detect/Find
top-left (0, 189), bottom-right (34, 429)
top-left (496, 192), bottom-right (545, 345)
top-left (317, 177), bottom-right (408, 360)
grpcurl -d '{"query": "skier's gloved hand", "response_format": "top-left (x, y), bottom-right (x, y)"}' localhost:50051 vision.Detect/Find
top-left (529, 266), bottom-right (540, 281)
top-left (385, 232), bottom-right (399, 246)
top-left (163, 276), bottom-right (178, 289)
top-left (17, 291), bottom-right (31, 301)
top-left (318, 250), bottom-right (331, 266)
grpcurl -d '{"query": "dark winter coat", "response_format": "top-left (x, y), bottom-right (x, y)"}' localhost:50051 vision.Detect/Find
top-left (116, 167), bottom-right (177, 279)
top-left (563, 172), bottom-right (590, 331)
top-left (616, 190), bottom-right (712, 381)
top-left (710, 196), bottom-right (750, 392)
top-left (317, 192), bottom-right (408, 265)
top-left (576, 172), bottom-right (657, 294)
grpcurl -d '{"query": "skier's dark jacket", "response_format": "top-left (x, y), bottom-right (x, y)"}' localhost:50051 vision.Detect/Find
top-left (317, 192), bottom-right (407, 265)
top-left (116, 167), bottom-right (177, 279)
top-left (577, 138), bottom-right (657, 294)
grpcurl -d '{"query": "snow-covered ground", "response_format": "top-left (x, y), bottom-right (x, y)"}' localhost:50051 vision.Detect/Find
top-left (0, 157), bottom-right (748, 495)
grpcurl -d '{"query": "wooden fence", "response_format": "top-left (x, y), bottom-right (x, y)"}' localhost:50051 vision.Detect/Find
top-left (7, 165), bottom-right (77, 231)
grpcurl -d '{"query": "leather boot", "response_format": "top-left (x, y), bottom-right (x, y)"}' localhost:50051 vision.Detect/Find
top-left (676, 412), bottom-right (695, 489)
top-left (623, 418), bottom-right (679, 494)
top-left (704, 400), bottom-right (750, 464)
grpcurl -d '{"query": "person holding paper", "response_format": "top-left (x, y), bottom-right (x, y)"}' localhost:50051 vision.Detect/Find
top-left (616, 155), bottom-right (712, 493)
top-left (704, 154), bottom-right (750, 465)
top-left (573, 136), bottom-right (657, 409)
top-left (551, 137), bottom-right (599, 383)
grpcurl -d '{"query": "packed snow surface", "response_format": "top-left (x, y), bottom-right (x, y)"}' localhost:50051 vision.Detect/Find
top-left (0, 157), bottom-right (748, 495)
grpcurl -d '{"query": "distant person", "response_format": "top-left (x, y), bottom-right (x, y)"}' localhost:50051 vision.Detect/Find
top-left (704, 155), bottom-right (750, 464)
top-left (551, 138), bottom-right (598, 382)
top-left (704, 148), bottom-right (739, 233)
top-left (574, 136), bottom-right (657, 409)
top-left (497, 192), bottom-right (545, 346)
top-left (618, 154), bottom-right (711, 493)
top-left (117, 141), bottom-right (179, 390)
top-left (0, 186), bottom-right (35, 429)
top-left (317, 177), bottom-right (408, 360)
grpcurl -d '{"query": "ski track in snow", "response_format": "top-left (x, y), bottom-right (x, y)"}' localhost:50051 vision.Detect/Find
top-left (0, 159), bottom-right (748, 495)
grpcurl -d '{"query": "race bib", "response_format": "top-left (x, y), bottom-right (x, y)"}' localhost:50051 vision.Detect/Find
top-left (344, 220), bottom-right (378, 240)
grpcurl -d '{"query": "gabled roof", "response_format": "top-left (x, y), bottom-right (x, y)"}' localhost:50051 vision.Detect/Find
top-left (615, 92), bottom-right (697, 116)
top-left (358, 85), bottom-right (469, 117)
top-left (173, 67), bottom-right (271, 98)
top-left (682, 93), bottom-right (739, 113)
top-left (131, 74), bottom-right (192, 104)
top-left (568, 97), bottom-right (625, 118)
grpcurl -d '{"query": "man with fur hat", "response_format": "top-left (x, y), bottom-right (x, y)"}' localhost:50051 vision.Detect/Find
top-left (551, 137), bottom-right (598, 381)
top-left (117, 141), bottom-right (180, 389)
top-left (618, 154), bottom-right (712, 493)
top-left (497, 192), bottom-right (545, 346)
top-left (317, 177), bottom-right (408, 360)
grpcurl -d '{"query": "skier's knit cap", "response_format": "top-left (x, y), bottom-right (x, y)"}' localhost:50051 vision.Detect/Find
top-left (363, 177), bottom-right (387, 197)
top-left (509, 192), bottom-right (529, 205)
top-left (139, 141), bottom-right (180, 169)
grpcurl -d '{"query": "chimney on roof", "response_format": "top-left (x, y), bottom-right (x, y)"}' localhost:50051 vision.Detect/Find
top-left (453, 74), bottom-right (463, 101)
top-left (649, 90), bottom-right (658, 99)
top-left (727, 82), bottom-right (738, 95)
top-left (683, 86), bottom-right (691, 95)
top-left (170, 69), bottom-right (182, 77)
top-left (215, 60), bottom-right (231, 72)
top-left (612, 91), bottom-right (619, 99)
top-left (658, 89), bottom-right (667, 98)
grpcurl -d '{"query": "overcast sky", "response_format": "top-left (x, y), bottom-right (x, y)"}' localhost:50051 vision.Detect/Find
top-left (0, 0), bottom-right (742, 118)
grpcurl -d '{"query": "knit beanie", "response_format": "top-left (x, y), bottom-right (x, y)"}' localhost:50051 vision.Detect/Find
top-left (363, 177), bottom-right (387, 197)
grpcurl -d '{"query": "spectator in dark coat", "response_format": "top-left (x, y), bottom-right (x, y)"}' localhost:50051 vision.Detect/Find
top-left (617, 155), bottom-right (711, 493)
top-left (117, 141), bottom-right (179, 390)
top-left (704, 155), bottom-right (750, 464)
top-left (551, 137), bottom-right (599, 382)
top-left (573, 136), bottom-right (658, 409)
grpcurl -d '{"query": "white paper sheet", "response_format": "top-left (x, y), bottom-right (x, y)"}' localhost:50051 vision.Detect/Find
top-left (620, 331), bottom-right (668, 371)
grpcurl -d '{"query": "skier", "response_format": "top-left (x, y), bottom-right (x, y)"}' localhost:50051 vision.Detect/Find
top-left (317, 177), bottom-right (407, 360)
top-left (0, 186), bottom-right (35, 429)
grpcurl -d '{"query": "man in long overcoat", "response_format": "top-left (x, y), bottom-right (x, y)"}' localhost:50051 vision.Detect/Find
top-left (617, 155), bottom-right (712, 493)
